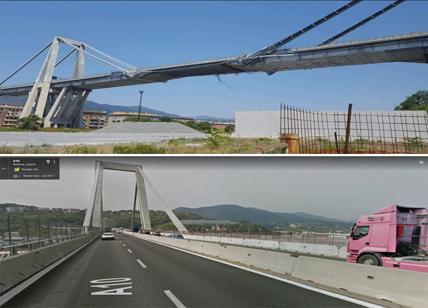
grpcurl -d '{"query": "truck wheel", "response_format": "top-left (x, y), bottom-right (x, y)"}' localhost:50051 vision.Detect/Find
top-left (357, 254), bottom-right (380, 266)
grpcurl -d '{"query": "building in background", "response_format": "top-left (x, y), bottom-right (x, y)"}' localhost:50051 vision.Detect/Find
top-left (5, 206), bottom-right (25, 213)
top-left (0, 105), bottom-right (23, 127)
top-left (211, 122), bottom-right (235, 131)
top-left (0, 104), bottom-right (194, 129)
top-left (82, 111), bottom-right (108, 129)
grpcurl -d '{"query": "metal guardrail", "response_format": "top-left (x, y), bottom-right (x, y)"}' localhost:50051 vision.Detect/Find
top-left (0, 233), bottom-right (87, 259)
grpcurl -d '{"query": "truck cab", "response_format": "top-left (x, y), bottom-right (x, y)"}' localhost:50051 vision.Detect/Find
top-left (347, 205), bottom-right (428, 267)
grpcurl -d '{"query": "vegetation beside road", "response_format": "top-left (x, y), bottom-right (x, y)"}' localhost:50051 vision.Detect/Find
top-left (1, 207), bottom-right (268, 236)
top-left (2, 203), bottom-right (349, 237)
top-left (0, 137), bottom-right (285, 154)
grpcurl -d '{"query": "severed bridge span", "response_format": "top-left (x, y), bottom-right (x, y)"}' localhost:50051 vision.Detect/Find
top-left (0, 0), bottom-right (427, 128)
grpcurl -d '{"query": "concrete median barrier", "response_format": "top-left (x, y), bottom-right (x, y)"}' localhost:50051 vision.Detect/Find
top-left (0, 232), bottom-right (100, 295)
top-left (126, 232), bottom-right (428, 307)
top-left (185, 234), bottom-right (344, 258)
top-left (291, 256), bottom-right (428, 308)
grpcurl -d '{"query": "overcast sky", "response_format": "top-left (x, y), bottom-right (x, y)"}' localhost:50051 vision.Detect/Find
top-left (1, 157), bottom-right (427, 221)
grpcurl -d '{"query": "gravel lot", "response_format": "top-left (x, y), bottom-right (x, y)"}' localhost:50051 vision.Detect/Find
top-left (0, 123), bottom-right (207, 147)
top-left (0, 131), bottom-right (206, 147)
top-left (96, 122), bottom-right (202, 134)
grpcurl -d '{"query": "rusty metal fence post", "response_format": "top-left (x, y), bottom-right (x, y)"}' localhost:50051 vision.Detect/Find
top-left (344, 103), bottom-right (353, 154)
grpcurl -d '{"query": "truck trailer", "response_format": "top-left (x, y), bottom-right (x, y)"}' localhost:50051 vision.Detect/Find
top-left (347, 205), bottom-right (428, 273)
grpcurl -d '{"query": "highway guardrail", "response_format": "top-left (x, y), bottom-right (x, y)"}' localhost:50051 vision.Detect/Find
top-left (0, 231), bottom-right (100, 295)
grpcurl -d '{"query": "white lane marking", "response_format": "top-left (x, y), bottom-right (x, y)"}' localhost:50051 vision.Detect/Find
top-left (140, 238), bottom-right (382, 308)
top-left (136, 259), bottom-right (147, 269)
top-left (122, 244), bottom-right (126, 247)
top-left (90, 277), bottom-right (132, 296)
top-left (164, 290), bottom-right (186, 308)
top-left (127, 249), bottom-right (133, 254)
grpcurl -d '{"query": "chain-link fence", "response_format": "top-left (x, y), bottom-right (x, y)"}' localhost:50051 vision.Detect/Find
top-left (280, 104), bottom-right (428, 154)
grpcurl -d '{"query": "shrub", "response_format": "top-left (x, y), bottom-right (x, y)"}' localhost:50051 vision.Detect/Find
top-left (0, 146), bottom-right (13, 154)
top-left (16, 115), bottom-right (41, 130)
top-left (205, 129), bottom-right (232, 148)
top-left (113, 143), bottom-right (166, 154)
top-left (63, 145), bottom-right (98, 154)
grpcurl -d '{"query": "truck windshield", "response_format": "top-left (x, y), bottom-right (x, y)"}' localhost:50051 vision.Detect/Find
top-left (352, 226), bottom-right (370, 240)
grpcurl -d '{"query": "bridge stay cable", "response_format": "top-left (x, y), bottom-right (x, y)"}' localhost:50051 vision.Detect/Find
top-left (81, 41), bottom-right (137, 73)
top-left (58, 37), bottom-right (137, 75)
top-left (242, 0), bottom-right (363, 65)
top-left (319, 0), bottom-right (406, 45)
top-left (140, 169), bottom-right (188, 233)
top-left (54, 49), bottom-right (76, 68)
top-left (0, 42), bottom-right (53, 87)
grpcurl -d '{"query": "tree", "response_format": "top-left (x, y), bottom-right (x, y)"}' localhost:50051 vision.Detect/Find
top-left (394, 90), bottom-right (428, 112)
top-left (16, 115), bottom-right (42, 130)
top-left (183, 120), bottom-right (212, 133)
top-left (123, 116), bottom-right (153, 122)
top-left (159, 116), bottom-right (173, 122)
top-left (224, 124), bottom-right (235, 134)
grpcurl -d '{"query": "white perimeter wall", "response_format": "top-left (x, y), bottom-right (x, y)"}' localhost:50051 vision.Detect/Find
top-left (234, 111), bottom-right (280, 139)
top-left (233, 110), bottom-right (428, 140)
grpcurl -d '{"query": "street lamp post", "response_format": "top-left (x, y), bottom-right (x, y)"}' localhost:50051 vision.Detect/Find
top-left (137, 90), bottom-right (144, 121)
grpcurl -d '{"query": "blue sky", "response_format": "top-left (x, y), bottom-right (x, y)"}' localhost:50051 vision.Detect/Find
top-left (0, 1), bottom-right (427, 118)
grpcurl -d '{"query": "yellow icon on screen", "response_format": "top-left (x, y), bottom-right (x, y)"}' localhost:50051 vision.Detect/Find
top-left (14, 167), bottom-right (20, 172)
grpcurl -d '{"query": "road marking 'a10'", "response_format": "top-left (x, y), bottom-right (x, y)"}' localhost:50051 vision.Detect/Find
top-left (90, 277), bottom-right (132, 295)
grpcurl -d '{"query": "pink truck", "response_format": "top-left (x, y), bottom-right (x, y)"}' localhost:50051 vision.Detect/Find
top-left (347, 205), bottom-right (428, 273)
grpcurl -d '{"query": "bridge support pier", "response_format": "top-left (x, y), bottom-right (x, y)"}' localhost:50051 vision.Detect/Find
top-left (20, 37), bottom-right (87, 128)
top-left (44, 88), bottom-right (91, 128)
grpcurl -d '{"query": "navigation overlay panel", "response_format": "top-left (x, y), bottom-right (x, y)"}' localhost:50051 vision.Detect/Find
top-left (0, 157), bottom-right (60, 180)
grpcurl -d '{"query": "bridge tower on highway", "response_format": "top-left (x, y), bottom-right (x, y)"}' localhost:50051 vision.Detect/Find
top-left (83, 161), bottom-right (188, 234)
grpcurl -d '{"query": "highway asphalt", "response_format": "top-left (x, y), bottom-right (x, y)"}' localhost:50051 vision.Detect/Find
top-left (4, 233), bottom-right (361, 308)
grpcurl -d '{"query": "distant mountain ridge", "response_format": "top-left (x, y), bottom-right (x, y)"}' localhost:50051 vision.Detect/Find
top-left (0, 95), bottom-right (178, 117)
top-left (174, 204), bottom-right (350, 228)
top-left (0, 96), bottom-right (234, 121)
top-left (193, 115), bottom-right (234, 122)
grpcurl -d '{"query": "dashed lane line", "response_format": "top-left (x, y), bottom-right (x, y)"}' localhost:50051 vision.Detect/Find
top-left (136, 259), bottom-right (147, 269)
top-left (164, 290), bottom-right (186, 308)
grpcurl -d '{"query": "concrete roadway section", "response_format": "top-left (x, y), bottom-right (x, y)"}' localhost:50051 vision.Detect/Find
top-left (4, 234), bottom-right (361, 308)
